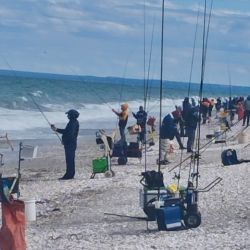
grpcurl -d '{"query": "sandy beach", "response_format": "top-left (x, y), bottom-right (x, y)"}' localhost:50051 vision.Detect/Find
top-left (1, 120), bottom-right (250, 250)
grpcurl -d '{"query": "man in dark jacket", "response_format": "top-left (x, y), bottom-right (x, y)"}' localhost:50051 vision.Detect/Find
top-left (51, 109), bottom-right (79, 180)
top-left (159, 114), bottom-right (185, 164)
top-left (161, 114), bottom-right (185, 150)
top-left (185, 106), bottom-right (199, 153)
top-left (132, 106), bottom-right (147, 143)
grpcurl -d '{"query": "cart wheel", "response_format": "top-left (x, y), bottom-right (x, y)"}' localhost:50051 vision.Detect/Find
top-left (104, 170), bottom-right (115, 178)
top-left (184, 211), bottom-right (201, 228)
top-left (118, 157), bottom-right (127, 165)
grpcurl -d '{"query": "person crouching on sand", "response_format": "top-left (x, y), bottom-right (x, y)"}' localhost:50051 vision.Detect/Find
top-left (51, 109), bottom-right (79, 180)
top-left (112, 103), bottom-right (128, 143)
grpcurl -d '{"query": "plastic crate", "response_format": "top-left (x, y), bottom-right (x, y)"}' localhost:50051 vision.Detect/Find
top-left (92, 157), bottom-right (108, 173)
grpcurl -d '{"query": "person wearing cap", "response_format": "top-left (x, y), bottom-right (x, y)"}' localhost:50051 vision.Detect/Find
top-left (51, 109), bottom-right (79, 180)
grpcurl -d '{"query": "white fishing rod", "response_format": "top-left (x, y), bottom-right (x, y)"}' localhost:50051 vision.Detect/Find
top-left (28, 94), bottom-right (62, 143)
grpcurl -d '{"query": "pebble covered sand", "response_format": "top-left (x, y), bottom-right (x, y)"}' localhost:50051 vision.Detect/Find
top-left (1, 120), bottom-right (250, 250)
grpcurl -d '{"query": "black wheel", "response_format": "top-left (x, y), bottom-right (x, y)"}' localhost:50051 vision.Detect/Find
top-left (118, 157), bottom-right (127, 165)
top-left (184, 211), bottom-right (201, 228)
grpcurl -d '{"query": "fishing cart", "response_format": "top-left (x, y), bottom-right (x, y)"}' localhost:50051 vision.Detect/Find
top-left (139, 170), bottom-right (222, 230)
top-left (91, 130), bottom-right (114, 178)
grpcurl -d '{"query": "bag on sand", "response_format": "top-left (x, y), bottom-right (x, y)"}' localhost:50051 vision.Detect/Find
top-left (141, 170), bottom-right (165, 189)
top-left (221, 149), bottom-right (250, 166)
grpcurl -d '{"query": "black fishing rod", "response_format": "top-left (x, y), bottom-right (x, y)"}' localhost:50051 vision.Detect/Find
top-left (169, 117), bottom-right (243, 173)
top-left (104, 212), bottom-right (147, 221)
top-left (187, 2), bottom-right (201, 97)
top-left (144, 17), bottom-right (156, 112)
top-left (143, 7), bottom-right (156, 172)
top-left (158, 0), bottom-right (165, 174)
top-left (28, 94), bottom-right (62, 143)
top-left (175, 0), bottom-right (200, 179)
top-left (0, 58), bottom-right (62, 144)
top-left (69, 68), bottom-right (114, 110)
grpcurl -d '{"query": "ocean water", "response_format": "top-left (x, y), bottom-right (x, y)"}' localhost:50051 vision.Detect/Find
top-left (0, 71), bottom-right (249, 139)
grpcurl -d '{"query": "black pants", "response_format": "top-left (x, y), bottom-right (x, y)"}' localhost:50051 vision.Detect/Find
top-left (138, 125), bottom-right (146, 143)
top-left (64, 144), bottom-right (76, 178)
top-left (186, 127), bottom-right (196, 151)
top-left (119, 126), bottom-right (126, 143)
top-left (243, 110), bottom-right (250, 126)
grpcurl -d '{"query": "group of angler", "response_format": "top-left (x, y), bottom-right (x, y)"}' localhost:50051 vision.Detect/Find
top-left (159, 96), bottom-right (250, 164)
top-left (51, 95), bottom-right (250, 179)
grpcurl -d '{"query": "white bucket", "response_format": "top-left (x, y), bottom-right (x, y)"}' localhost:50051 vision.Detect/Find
top-left (238, 132), bottom-right (248, 144)
top-left (24, 198), bottom-right (36, 221)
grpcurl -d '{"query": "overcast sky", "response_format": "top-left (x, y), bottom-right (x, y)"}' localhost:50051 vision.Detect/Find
top-left (0, 0), bottom-right (249, 86)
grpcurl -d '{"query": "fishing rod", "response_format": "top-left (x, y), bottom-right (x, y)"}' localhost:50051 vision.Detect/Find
top-left (143, 7), bottom-right (156, 172)
top-left (169, 117), bottom-right (243, 173)
top-left (28, 94), bottom-right (62, 143)
top-left (158, 0), bottom-right (165, 175)
top-left (187, 2), bottom-right (201, 97)
top-left (144, 16), bottom-right (156, 112)
top-left (187, 0), bottom-right (214, 187)
top-left (69, 68), bottom-right (114, 110)
top-left (0, 57), bottom-right (62, 143)
top-left (173, 0), bottom-right (201, 181)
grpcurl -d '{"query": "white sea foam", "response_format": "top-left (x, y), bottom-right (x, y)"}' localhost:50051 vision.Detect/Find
top-left (19, 96), bottom-right (28, 102)
top-left (0, 97), bottom-right (197, 139)
top-left (31, 90), bottom-right (43, 97)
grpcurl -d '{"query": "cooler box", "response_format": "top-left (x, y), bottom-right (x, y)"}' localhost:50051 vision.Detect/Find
top-left (92, 157), bottom-right (108, 173)
top-left (156, 198), bottom-right (182, 230)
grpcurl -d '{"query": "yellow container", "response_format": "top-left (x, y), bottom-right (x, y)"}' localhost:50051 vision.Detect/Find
top-left (167, 184), bottom-right (178, 193)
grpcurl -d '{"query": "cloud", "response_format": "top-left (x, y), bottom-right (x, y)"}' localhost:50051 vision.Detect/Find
top-left (47, 5), bottom-right (86, 20)
top-left (47, 0), bottom-right (80, 4)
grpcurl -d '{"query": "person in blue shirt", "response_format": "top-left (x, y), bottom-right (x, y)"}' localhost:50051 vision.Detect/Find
top-left (132, 106), bottom-right (147, 144)
top-left (159, 114), bottom-right (186, 164)
top-left (51, 109), bottom-right (79, 180)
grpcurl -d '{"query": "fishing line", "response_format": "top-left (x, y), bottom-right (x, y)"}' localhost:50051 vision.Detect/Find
top-left (69, 68), bottom-right (113, 110)
top-left (0, 57), bottom-right (63, 143)
top-left (187, 1), bottom-right (201, 97)
top-left (143, 10), bottom-right (156, 172)
top-left (144, 16), bottom-right (156, 112)
top-left (28, 93), bottom-right (62, 143)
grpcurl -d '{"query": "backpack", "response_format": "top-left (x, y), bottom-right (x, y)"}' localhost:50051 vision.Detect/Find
top-left (141, 170), bottom-right (165, 189)
top-left (221, 149), bottom-right (240, 166)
